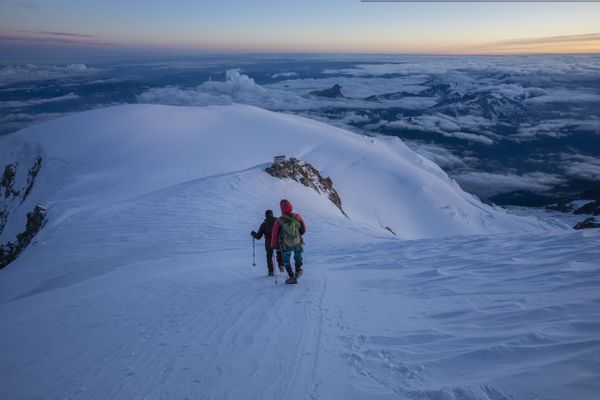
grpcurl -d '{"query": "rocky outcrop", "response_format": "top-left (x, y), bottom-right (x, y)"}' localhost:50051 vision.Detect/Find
top-left (574, 218), bottom-right (600, 230)
top-left (2, 164), bottom-right (20, 199)
top-left (0, 204), bottom-right (47, 269)
top-left (265, 158), bottom-right (347, 217)
top-left (0, 209), bottom-right (7, 236)
top-left (0, 154), bottom-right (45, 268)
top-left (22, 156), bottom-right (42, 204)
top-left (310, 84), bottom-right (344, 98)
top-left (546, 184), bottom-right (600, 216)
top-left (574, 201), bottom-right (600, 216)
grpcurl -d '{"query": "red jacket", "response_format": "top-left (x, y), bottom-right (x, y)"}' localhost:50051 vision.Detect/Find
top-left (270, 200), bottom-right (306, 249)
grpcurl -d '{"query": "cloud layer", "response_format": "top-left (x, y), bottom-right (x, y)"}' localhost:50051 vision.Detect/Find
top-left (2, 55), bottom-right (598, 203)
top-left (455, 171), bottom-right (567, 198)
top-left (0, 92), bottom-right (79, 108)
top-left (0, 64), bottom-right (99, 87)
top-left (137, 69), bottom-right (438, 112)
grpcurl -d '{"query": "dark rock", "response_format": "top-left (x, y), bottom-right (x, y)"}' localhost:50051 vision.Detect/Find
top-left (265, 158), bottom-right (347, 217)
top-left (0, 208), bottom-right (6, 236)
top-left (546, 184), bottom-right (600, 215)
top-left (574, 217), bottom-right (600, 230)
top-left (0, 155), bottom-right (43, 237)
top-left (1, 164), bottom-right (20, 199)
top-left (310, 84), bottom-right (344, 98)
top-left (574, 200), bottom-right (600, 216)
top-left (21, 156), bottom-right (42, 204)
top-left (0, 203), bottom-right (47, 269)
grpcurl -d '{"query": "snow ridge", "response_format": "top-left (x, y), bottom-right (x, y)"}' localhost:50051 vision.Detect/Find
top-left (1, 104), bottom-right (594, 400)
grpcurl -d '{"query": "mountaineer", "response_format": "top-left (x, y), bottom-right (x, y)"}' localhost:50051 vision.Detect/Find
top-left (251, 210), bottom-right (283, 276)
top-left (271, 199), bottom-right (306, 284)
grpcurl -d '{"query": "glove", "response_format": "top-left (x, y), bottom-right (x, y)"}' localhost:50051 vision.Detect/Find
top-left (251, 231), bottom-right (257, 238)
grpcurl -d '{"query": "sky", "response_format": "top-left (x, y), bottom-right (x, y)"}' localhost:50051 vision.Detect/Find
top-left (1, 0), bottom-right (600, 62)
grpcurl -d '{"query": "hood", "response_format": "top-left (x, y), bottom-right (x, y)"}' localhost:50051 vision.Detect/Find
top-left (280, 199), bottom-right (293, 215)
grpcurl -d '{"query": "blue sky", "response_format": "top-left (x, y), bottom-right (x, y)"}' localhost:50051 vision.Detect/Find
top-left (1, 0), bottom-right (599, 60)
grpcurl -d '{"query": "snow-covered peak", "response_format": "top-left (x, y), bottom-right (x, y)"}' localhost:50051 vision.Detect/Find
top-left (1, 104), bottom-right (594, 400)
top-left (1, 104), bottom-right (562, 244)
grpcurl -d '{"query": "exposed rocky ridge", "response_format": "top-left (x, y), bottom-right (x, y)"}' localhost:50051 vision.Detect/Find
top-left (2, 164), bottom-right (20, 199)
top-left (265, 158), bottom-right (347, 217)
top-left (0, 156), bottom-right (43, 233)
top-left (0, 204), bottom-right (47, 269)
top-left (546, 184), bottom-right (600, 216)
top-left (574, 217), bottom-right (600, 230)
top-left (573, 185), bottom-right (600, 215)
top-left (0, 155), bottom-right (45, 268)
top-left (309, 84), bottom-right (344, 98)
top-left (22, 156), bottom-right (42, 204)
top-left (0, 210), bottom-right (6, 237)
top-left (574, 201), bottom-right (600, 216)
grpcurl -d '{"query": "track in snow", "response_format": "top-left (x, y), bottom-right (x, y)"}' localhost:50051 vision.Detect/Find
top-left (1, 167), bottom-right (599, 399)
top-left (3, 229), bottom-right (600, 400)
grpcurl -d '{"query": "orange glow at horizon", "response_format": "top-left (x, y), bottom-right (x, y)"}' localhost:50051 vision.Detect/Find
top-left (160, 34), bottom-right (600, 55)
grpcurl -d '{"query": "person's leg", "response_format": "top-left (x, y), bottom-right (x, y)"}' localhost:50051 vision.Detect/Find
top-left (276, 250), bottom-right (284, 272)
top-left (293, 247), bottom-right (304, 276)
top-left (266, 247), bottom-right (274, 275)
top-left (281, 249), bottom-right (294, 278)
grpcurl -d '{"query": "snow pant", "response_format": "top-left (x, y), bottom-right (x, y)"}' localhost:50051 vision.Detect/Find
top-left (265, 247), bottom-right (283, 272)
top-left (281, 246), bottom-right (303, 278)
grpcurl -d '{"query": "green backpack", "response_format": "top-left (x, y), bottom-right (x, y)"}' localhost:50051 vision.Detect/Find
top-left (280, 214), bottom-right (302, 249)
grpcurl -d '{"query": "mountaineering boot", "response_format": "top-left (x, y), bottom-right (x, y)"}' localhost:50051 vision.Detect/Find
top-left (285, 264), bottom-right (294, 279)
top-left (294, 263), bottom-right (304, 278)
top-left (285, 276), bottom-right (298, 284)
top-left (278, 265), bottom-right (285, 273)
top-left (268, 268), bottom-right (274, 276)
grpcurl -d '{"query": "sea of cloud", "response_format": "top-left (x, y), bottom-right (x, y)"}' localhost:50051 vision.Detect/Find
top-left (321, 54), bottom-right (600, 76)
top-left (2, 55), bottom-right (599, 201)
top-left (0, 64), bottom-right (99, 87)
top-left (0, 92), bottom-right (79, 108)
top-left (454, 171), bottom-right (568, 198)
top-left (137, 69), bottom-right (439, 111)
top-left (560, 154), bottom-right (600, 182)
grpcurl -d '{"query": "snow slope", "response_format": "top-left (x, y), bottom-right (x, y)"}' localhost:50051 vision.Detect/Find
top-left (1, 104), bottom-right (597, 400)
top-left (0, 103), bottom-right (560, 245)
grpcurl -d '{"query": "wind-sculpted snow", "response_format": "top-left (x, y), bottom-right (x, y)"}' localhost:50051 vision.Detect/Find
top-left (315, 231), bottom-right (600, 400)
top-left (0, 170), bottom-right (597, 399)
top-left (1, 104), bottom-right (592, 399)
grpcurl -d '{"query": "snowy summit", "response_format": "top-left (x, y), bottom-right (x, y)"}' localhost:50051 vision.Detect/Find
top-left (1, 104), bottom-right (599, 399)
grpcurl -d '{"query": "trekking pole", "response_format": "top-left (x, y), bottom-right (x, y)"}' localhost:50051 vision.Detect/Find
top-left (252, 238), bottom-right (256, 267)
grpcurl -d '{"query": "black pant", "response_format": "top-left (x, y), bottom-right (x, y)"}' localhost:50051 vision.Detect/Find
top-left (265, 247), bottom-right (282, 270)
